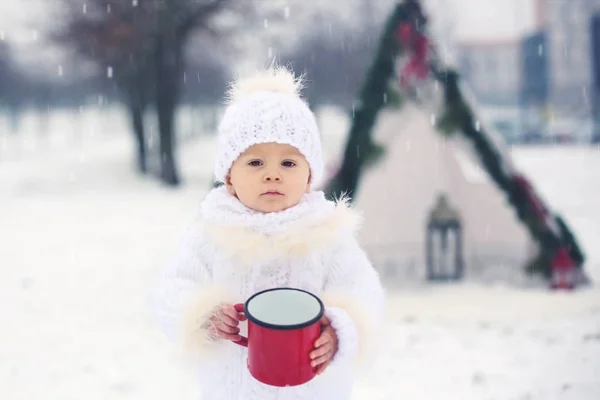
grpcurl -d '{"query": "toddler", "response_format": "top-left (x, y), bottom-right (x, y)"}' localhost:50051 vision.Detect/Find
top-left (154, 66), bottom-right (385, 400)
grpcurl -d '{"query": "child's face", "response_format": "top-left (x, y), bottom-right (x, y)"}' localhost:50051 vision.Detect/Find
top-left (226, 142), bottom-right (311, 213)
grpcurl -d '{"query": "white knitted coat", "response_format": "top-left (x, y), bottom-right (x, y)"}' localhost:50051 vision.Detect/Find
top-left (154, 187), bottom-right (385, 400)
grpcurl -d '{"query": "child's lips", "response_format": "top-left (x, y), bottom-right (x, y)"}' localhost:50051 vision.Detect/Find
top-left (263, 190), bottom-right (283, 196)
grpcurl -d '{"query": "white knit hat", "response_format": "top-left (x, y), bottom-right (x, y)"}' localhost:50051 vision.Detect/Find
top-left (213, 66), bottom-right (324, 187)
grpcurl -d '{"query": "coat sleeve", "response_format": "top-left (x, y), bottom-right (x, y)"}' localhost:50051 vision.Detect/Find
top-left (153, 222), bottom-right (235, 359)
top-left (321, 231), bottom-right (386, 369)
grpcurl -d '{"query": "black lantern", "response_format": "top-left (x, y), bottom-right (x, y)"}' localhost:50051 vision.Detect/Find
top-left (426, 193), bottom-right (464, 281)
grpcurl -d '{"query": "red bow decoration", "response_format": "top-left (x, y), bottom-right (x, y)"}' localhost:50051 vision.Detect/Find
top-left (395, 22), bottom-right (430, 88)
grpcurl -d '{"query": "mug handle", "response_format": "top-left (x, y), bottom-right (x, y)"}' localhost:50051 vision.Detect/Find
top-left (232, 303), bottom-right (248, 347)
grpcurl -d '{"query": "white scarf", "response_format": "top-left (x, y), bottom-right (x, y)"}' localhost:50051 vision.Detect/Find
top-left (199, 186), bottom-right (337, 235)
top-left (197, 186), bottom-right (360, 268)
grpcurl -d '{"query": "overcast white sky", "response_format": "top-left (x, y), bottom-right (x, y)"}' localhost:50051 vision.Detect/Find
top-left (0, 0), bottom-right (535, 39)
top-left (0, 0), bottom-right (536, 76)
top-left (448, 0), bottom-right (535, 40)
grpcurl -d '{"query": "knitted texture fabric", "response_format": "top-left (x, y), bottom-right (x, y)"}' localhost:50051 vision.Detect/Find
top-left (153, 187), bottom-right (385, 400)
top-left (213, 68), bottom-right (324, 186)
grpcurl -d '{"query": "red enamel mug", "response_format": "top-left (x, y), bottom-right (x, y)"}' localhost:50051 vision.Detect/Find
top-left (233, 287), bottom-right (324, 387)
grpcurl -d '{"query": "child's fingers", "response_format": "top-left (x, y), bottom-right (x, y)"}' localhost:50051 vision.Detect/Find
top-left (315, 360), bottom-right (331, 375)
top-left (310, 340), bottom-right (333, 360)
top-left (216, 323), bottom-right (240, 334)
top-left (314, 336), bottom-right (326, 348)
top-left (207, 318), bottom-right (239, 335)
top-left (220, 307), bottom-right (235, 319)
top-left (310, 350), bottom-right (333, 368)
top-left (215, 311), bottom-right (239, 327)
top-left (314, 330), bottom-right (334, 348)
top-left (217, 330), bottom-right (242, 342)
top-left (222, 306), bottom-right (247, 322)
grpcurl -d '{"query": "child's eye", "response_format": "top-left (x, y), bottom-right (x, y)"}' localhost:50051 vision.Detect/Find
top-left (282, 160), bottom-right (296, 167)
top-left (248, 160), bottom-right (263, 167)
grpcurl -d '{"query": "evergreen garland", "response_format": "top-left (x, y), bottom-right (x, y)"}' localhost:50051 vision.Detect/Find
top-left (324, 4), bottom-right (411, 198)
top-left (324, 0), bottom-right (586, 279)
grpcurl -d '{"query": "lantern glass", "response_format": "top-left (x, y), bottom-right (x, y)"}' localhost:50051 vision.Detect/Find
top-left (426, 194), bottom-right (464, 281)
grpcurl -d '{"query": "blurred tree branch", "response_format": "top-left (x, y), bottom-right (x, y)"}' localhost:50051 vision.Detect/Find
top-left (53, 0), bottom-right (249, 185)
top-left (54, 0), bottom-right (154, 174)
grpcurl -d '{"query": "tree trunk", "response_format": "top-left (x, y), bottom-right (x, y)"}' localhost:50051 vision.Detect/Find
top-left (157, 93), bottom-right (179, 186)
top-left (154, 34), bottom-right (182, 187)
top-left (8, 103), bottom-right (22, 134)
top-left (128, 99), bottom-right (147, 174)
top-left (120, 68), bottom-right (150, 175)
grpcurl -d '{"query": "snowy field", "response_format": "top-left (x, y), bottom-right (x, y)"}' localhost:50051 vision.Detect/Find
top-left (1, 107), bottom-right (599, 400)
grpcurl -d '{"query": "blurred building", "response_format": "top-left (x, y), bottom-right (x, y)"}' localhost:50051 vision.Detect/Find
top-left (592, 14), bottom-right (600, 141)
top-left (456, 40), bottom-right (521, 106)
top-left (527, 0), bottom-right (600, 141)
top-left (519, 31), bottom-right (548, 140)
top-left (521, 32), bottom-right (548, 106)
top-left (545, 0), bottom-right (600, 116)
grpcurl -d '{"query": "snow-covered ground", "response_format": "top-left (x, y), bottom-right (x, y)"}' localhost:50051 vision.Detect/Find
top-left (1, 107), bottom-right (599, 400)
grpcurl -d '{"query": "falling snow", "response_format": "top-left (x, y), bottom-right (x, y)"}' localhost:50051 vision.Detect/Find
top-left (1, 108), bottom-right (599, 400)
top-left (0, 1), bottom-right (599, 399)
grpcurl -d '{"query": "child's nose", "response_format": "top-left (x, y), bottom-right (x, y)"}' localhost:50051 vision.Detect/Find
top-left (263, 170), bottom-right (282, 182)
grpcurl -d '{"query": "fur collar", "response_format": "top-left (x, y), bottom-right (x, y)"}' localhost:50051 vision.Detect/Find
top-left (199, 189), bottom-right (362, 267)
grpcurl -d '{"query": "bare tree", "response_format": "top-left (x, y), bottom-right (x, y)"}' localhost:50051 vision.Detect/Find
top-left (182, 55), bottom-right (230, 106)
top-left (55, 0), bottom-right (154, 174)
top-left (280, 29), bottom-right (379, 111)
top-left (56, 0), bottom-right (250, 186)
top-left (150, 1), bottom-right (222, 185)
top-left (0, 42), bottom-right (11, 108)
top-left (275, 0), bottom-right (395, 113)
top-left (0, 42), bottom-right (28, 132)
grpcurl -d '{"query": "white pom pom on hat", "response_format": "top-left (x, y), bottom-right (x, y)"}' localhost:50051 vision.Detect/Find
top-left (213, 65), bottom-right (324, 187)
top-left (225, 65), bottom-right (305, 103)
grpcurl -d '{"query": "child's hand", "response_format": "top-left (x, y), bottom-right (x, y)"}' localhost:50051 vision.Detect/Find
top-left (206, 304), bottom-right (247, 342)
top-left (310, 315), bottom-right (338, 375)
